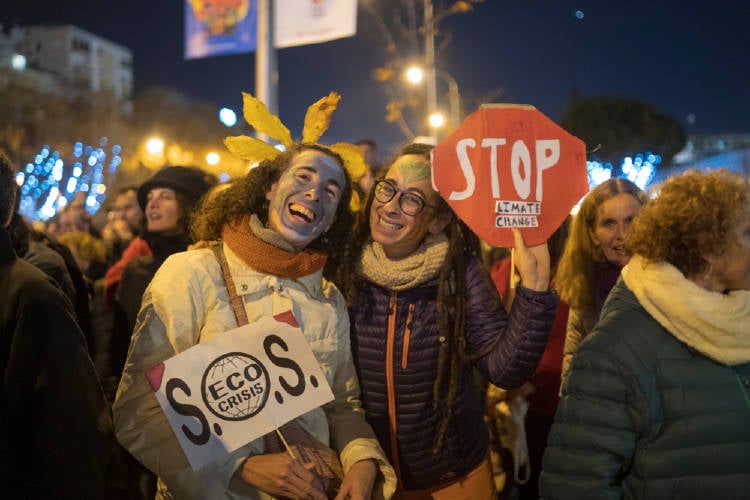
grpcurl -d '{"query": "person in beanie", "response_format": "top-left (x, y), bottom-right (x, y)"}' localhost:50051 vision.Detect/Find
top-left (111, 165), bottom-right (217, 379)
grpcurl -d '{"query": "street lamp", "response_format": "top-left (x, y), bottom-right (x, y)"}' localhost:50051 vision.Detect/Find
top-left (141, 136), bottom-right (166, 169)
top-left (206, 152), bottom-right (220, 165)
top-left (405, 66), bottom-right (424, 85)
top-left (404, 65), bottom-right (461, 129)
top-left (145, 137), bottom-right (164, 155)
top-left (428, 112), bottom-right (446, 129)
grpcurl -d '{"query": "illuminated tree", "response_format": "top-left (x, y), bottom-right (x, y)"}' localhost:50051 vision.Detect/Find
top-left (361, 0), bottom-right (489, 139)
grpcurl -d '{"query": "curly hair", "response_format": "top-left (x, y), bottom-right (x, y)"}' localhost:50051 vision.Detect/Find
top-left (190, 144), bottom-right (354, 277)
top-left (626, 168), bottom-right (749, 277)
top-left (554, 177), bottom-right (647, 312)
top-left (336, 142), bottom-right (488, 453)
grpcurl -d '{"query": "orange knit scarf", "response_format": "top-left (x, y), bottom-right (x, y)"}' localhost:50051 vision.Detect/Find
top-left (221, 215), bottom-right (327, 279)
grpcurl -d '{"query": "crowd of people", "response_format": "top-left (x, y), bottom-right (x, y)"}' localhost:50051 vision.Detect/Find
top-left (1, 94), bottom-right (749, 499)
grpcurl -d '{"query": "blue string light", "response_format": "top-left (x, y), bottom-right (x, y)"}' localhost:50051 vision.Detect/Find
top-left (16, 138), bottom-right (124, 221)
top-left (586, 152), bottom-right (659, 190)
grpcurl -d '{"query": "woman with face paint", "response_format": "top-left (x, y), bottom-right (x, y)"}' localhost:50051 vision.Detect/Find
top-left (336, 143), bottom-right (559, 499)
top-left (113, 144), bottom-right (396, 500)
top-left (554, 178), bottom-right (647, 384)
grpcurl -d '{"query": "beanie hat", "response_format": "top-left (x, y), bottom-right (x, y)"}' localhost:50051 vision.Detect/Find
top-left (137, 166), bottom-right (216, 211)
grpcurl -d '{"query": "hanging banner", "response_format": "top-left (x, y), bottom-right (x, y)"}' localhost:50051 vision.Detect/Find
top-left (274, 0), bottom-right (357, 48)
top-left (185, 0), bottom-right (258, 60)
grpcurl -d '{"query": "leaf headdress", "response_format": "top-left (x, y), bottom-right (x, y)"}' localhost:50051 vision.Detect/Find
top-left (224, 92), bottom-right (368, 210)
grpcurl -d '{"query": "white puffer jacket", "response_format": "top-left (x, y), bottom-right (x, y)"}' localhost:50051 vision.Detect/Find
top-left (113, 244), bottom-right (395, 499)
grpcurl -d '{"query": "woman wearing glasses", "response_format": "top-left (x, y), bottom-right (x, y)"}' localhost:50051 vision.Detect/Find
top-left (336, 142), bottom-right (559, 499)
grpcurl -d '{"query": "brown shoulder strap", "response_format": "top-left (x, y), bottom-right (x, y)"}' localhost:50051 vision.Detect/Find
top-left (211, 242), bottom-right (249, 327)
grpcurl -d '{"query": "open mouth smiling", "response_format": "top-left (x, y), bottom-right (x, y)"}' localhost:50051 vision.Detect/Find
top-left (289, 203), bottom-right (316, 223)
top-left (378, 216), bottom-right (403, 230)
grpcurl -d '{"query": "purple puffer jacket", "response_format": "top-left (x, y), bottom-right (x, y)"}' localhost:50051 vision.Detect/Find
top-left (349, 255), bottom-right (558, 490)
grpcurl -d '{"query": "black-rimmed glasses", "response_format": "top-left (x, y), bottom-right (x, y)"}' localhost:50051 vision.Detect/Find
top-left (373, 179), bottom-right (437, 216)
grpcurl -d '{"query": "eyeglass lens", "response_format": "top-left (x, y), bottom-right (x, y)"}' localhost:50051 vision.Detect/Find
top-left (375, 181), bottom-right (425, 216)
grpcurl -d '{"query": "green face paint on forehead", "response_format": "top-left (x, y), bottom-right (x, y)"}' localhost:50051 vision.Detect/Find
top-left (391, 155), bottom-right (431, 184)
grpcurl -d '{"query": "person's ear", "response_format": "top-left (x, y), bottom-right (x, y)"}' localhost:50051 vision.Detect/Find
top-left (265, 182), bottom-right (279, 202)
top-left (428, 211), bottom-right (452, 235)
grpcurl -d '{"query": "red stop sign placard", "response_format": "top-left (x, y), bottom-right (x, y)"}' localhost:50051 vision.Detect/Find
top-left (432, 104), bottom-right (588, 247)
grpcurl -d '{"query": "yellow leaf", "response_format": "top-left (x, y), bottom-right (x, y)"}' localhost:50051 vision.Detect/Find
top-left (386, 101), bottom-right (404, 123)
top-left (302, 92), bottom-right (341, 143)
top-left (188, 0), bottom-right (203, 14)
top-left (241, 92), bottom-right (293, 147)
top-left (329, 142), bottom-right (367, 181)
top-left (452, 1), bottom-right (474, 13)
top-left (373, 67), bottom-right (394, 82)
top-left (224, 135), bottom-right (282, 163)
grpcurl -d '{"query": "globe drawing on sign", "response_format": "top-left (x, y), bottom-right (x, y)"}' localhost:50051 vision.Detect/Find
top-left (201, 352), bottom-right (270, 421)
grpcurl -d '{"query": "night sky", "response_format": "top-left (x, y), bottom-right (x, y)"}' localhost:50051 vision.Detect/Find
top-left (2, 1), bottom-right (748, 157)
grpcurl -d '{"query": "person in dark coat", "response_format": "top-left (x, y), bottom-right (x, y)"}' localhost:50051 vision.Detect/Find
top-left (336, 143), bottom-right (559, 499)
top-left (540, 168), bottom-right (750, 499)
top-left (7, 196), bottom-right (96, 355)
top-left (0, 151), bottom-right (112, 498)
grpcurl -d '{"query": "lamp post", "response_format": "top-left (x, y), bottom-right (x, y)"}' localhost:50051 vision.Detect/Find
top-left (423, 0), bottom-right (437, 124)
top-left (436, 68), bottom-right (461, 129)
top-left (404, 65), bottom-right (461, 129)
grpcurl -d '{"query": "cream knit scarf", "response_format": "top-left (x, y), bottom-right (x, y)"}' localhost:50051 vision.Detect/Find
top-left (621, 254), bottom-right (750, 365)
top-left (358, 233), bottom-right (449, 291)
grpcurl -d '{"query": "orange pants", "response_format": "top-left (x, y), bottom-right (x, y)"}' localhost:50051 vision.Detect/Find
top-left (392, 455), bottom-right (496, 500)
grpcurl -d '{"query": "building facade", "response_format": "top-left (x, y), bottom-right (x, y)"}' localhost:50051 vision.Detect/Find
top-left (1, 23), bottom-right (133, 111)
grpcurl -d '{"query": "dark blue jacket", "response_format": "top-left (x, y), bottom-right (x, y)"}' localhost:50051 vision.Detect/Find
top-left (350, 256), bottom-right (558, 489)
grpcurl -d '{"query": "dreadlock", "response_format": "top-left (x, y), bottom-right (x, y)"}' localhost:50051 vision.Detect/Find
top-left (431, 208), bottom-right (482, 453)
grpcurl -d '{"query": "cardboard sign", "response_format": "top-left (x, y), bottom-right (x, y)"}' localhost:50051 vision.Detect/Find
top-left (432, 104), bottom-right (588, 247)
top-left (146, 313), bottom-right (334, 470)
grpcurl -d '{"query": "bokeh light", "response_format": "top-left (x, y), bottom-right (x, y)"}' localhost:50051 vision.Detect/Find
top-left (219, 107), bottom-right (237, 127)
top-left (16, 138), bottom-right (125, 221)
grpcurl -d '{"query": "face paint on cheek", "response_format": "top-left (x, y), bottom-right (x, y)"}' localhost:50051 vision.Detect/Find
top-left (274, 172), bottom-right (298, 203)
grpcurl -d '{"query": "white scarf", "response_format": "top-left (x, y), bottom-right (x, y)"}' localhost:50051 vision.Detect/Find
top-left (621, 254), bottom-right (750, 365)
top-left (357, 233), bottom-right (449, 291)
